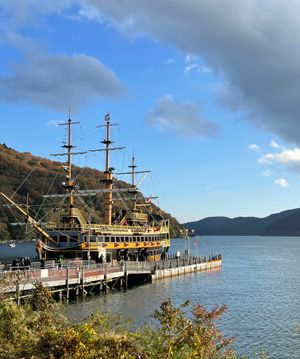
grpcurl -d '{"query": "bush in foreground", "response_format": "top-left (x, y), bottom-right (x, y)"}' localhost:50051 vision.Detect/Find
top-left (0, 283), bottom-right (249, 359)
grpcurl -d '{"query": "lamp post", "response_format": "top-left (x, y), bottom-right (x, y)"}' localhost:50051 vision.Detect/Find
top-left (87, 218), bottom-right (91, 267)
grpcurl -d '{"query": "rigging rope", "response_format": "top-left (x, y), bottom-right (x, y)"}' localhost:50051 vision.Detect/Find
top-left (11, 158), bottom-right (43, 199)
top-left (34, 165), bottom-right (62, 220)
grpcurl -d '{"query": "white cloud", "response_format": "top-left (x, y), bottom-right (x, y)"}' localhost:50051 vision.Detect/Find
top-left (0, 53), bottom-right (125, 110)
top-left (146, 95), bottom-right (219, 137)
top-left (184, 63), bottom-right (200, 74)
top-left (274, 178), bottom-right (289, 188)
top-left (183, 54), bottom-right (203, 74)
top-left (259, 148), bottom-right (300, 165)
top-left (248, 144), bottom-right (260, 152)
top-left (270, 140), bottom-right (285, 150)
top-left (185, 55), bottom-right (193, 64)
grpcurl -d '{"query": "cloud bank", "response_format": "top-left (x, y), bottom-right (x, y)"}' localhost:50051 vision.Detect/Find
top-left (79, 0), bottom-right (300, 145)
top-left (146, 95), bottom-right (219, 137)
top-left (0, 53), bottom-right (125, 110)
top-left (0, 1), bottom-right (125, 110)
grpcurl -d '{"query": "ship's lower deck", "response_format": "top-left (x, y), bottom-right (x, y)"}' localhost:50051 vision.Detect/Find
top-left (36, 226), bottom-right (170, 262)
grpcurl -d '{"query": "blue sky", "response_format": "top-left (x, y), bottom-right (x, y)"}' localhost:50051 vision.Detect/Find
top-left (2, 1), bottom-right (300, 223)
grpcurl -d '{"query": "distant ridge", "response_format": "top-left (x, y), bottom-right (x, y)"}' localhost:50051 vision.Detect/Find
top-left (183, 208), bottom-right (300, 236)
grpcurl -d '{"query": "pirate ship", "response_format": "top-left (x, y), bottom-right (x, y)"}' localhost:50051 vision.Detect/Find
top-left (0, 114), bottom-right (170, 262)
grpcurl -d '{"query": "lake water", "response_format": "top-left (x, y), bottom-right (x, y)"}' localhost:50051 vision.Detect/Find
top-left (1, 236), bottom-right (300, 358)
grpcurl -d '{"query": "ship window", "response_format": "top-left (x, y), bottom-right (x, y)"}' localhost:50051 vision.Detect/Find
top-left (116, 236), bottom-right (120, 242)
top-left (105, 237), bottom-right (110, 242)
top-left (111, 237), bottom-right (115, 243)
top-left (121, 237), bottom-right (124, 242)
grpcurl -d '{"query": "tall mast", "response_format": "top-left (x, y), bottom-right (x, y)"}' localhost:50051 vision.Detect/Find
top-left (65, 119), bottom-right (75, 209)
top-left (90, 113), bottom-right (124, 225)
top-left (51, 117), bottom-right (85, 214)
top-left (129, 156), bottom-right (138, 210)
top-left (116, 157), bottom-right (151, 211)
top-left (103, 114), bottom-right (113, 225)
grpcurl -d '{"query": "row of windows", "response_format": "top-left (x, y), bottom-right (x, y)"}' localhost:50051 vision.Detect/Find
top-left (54, 233), bottom-right (169, 243)
top-left (86, 235), bottom-right (164, 243)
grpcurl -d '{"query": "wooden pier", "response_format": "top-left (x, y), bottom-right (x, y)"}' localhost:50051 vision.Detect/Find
top-left (0, 256), bottom-right (222, 302)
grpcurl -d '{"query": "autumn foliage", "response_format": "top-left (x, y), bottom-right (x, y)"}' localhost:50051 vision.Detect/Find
top-left (0, 281), bottom-right (242, 359)
top-left (0, 143), bottom-right (183, 240)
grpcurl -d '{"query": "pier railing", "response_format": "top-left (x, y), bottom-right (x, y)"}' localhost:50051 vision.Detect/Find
top-left (0, 254), bottom-right (222, 301)
top-left (5, 254), bottom-right (221, 273)
top-left (152, 254), bottom-right (222, 271)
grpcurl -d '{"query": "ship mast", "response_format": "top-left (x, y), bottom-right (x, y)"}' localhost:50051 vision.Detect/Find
top-left (129, 156), bottom-right (137, 210)
top-left (51, 117), bottom-right (85, 215)
top-left (116, 157), bottom-right (151, 211)
top-left (63, 118), bottom-right (77, 210)
top-left (90, 113), bottom-right (124, 225)
top-left (103, 114), bottom-right (113, 225)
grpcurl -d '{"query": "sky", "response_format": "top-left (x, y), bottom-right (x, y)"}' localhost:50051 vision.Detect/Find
top-left (1, 1), bottom-right (300, 223)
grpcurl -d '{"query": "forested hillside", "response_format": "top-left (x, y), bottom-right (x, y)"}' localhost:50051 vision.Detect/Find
top-left (184, 208), bottom-right (300, 236)
top-left (0, 144), bottom-right (183, 240)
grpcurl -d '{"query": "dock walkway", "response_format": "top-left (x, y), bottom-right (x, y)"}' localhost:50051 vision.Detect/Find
top-left (0, 255), bottom-right (222, 302)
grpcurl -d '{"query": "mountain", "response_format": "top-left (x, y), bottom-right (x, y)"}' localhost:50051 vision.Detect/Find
top-left (0, 143), bottom-right (183, 241)
top-left (183, 208), bottom-right (300, 236)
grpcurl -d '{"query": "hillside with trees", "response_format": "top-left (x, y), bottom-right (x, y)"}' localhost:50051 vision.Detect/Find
top-left (0, 144), bottom-right (183, 241)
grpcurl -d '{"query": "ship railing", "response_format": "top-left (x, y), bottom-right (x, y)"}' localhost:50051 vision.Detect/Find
top-left (88, 224), bottom-right (148, 233)
top-left (44, 223), bottom-right (169, 234)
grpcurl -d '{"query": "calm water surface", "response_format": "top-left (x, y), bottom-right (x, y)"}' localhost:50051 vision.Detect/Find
top-left (1, 236), bottom-right (300, 358)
